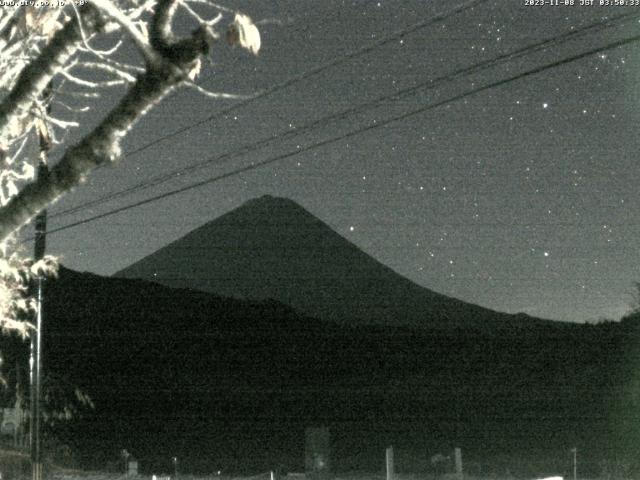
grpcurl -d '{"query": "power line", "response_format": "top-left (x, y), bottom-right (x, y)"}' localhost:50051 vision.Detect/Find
top-left (49, 8), bottom-right (640, 220)
top-left (50, 0), bottom-right (484, 210)
top-left (40, 30), bottom-right (640, 238)
top-left (109, 0), bottom-right (489, 159)
top-left (49, 0), bottom-right (488, 219)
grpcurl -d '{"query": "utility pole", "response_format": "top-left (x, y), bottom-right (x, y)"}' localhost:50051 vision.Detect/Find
top-left (30, 160), bottom-right (47, 480)
top-left (30, 85), bottom-right (52, 480)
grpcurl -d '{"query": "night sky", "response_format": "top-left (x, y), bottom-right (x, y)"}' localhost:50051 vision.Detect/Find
top-left (31, 0), bottom-right (640, 323)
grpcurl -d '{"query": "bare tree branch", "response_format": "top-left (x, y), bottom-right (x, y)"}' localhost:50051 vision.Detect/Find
top-left (91, 0), bottom-right (159, 64)
top-left (0, 0), bottom-right (216, 242)
top-left (0, 4), bottom-right (106, 148)
top-left (0, 0), bottom-right (260, 332)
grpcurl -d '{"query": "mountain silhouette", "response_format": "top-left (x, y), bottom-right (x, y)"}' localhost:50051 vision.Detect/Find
top-left (0, 266), bottom-right (635, 474)
top-left (116, 195), bottom-right (553, 330)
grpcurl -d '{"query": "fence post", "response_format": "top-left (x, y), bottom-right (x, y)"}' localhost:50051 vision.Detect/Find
top-left (454, 447), bottom-right (463, 480)
top-left (386, 446), bottom-right (394, 480)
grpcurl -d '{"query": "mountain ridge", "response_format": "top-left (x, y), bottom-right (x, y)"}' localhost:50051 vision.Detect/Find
top-left (0, 266), bottom-right (634, 473)
top-left (115, 195), bottom-right (561, 330)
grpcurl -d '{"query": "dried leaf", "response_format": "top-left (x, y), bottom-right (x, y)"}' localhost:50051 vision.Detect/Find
top-left (34, 117), bottom-right (51, 150)
top-left (226, 13), bottom-right (260, 55)
top-left (188, 58), bottom-right (201, 81)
